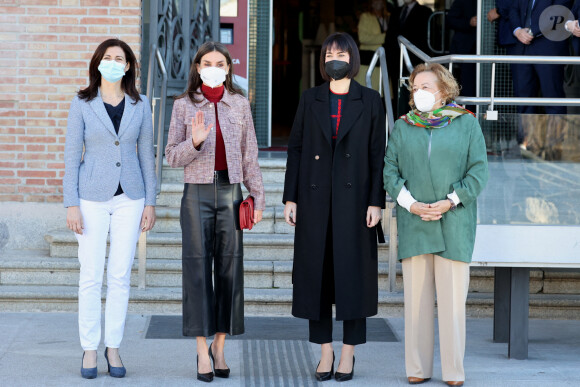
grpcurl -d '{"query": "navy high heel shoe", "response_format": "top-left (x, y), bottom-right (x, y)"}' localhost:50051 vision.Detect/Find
top-left (104, 347), bottom-right (126, 378)
top-left (81, 352), bottom-right (97, 379)
top-left (209, 342), bottom-right (230, 378)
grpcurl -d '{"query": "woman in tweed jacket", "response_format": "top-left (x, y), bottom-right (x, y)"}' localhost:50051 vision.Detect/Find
top-left (64, 39), bottom-right (157, 379)
top-left (165, 41), bottom-right (264, 382)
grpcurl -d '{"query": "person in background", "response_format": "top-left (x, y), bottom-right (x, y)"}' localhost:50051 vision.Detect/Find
top-left (283, 32), bottom-right (385, 383)
top-left (447, 0), bottom-right (477, 112)
top-left (356, 0), bottom-right (400, 112)
top-left (64, 38), bottom-right (157, 379)
top-left (487, 0), bottom-right (520, 95)
top-left (508, 0), bottom-right (572, 114)
top-left (399, 0), bottom-right (433, 66)
top-left (383, 63), bottom-right (488, 386)
top-left (565, 0), bottom-right (580, 55)
top-left (165, 41), bottom-right (264, 383)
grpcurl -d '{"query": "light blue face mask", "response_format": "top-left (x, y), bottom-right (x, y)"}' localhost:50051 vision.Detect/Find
top-left (98, 60), bottom-right (126, 83)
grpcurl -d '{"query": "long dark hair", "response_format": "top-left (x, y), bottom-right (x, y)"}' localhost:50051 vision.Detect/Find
top-left (177, 41), bottom-right (243, 103)
top-left (78, 38), bottom-right (141, 104)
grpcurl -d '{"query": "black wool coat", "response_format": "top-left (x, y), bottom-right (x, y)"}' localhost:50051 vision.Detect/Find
top-left (282, 81), bottom-right (386, 321)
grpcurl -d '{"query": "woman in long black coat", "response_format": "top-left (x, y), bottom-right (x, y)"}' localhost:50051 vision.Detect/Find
top-left (282, 32), bottom-right (386, 382)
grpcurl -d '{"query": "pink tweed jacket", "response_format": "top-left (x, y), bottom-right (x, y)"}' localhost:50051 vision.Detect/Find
top-left (165, 90), bottom-right (265, 210)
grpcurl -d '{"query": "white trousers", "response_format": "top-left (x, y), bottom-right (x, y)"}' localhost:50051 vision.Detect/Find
top-left (75, 194), bottom-right (144, 350)
top-left (402, 254), bottom-right (470, 382)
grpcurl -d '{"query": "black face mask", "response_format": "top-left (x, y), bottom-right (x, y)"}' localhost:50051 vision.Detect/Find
top-left (325, 60), bottom-right (351, 81)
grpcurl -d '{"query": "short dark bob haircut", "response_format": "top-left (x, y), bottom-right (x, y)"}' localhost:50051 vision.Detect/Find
top-left (319, 32), bottom-right (360, 82)
top-left (78, 38), bottom-right (141, 104)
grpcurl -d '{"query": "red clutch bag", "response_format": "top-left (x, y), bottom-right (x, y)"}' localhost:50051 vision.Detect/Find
top-left (239, 195), bottom-right (254, 230)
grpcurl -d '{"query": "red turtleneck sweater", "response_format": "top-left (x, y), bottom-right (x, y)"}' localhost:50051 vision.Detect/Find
top-left (201, 84), bottom-right (227, 171)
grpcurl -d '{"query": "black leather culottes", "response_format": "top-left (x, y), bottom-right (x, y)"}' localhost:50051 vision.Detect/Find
top-left (180, 170), bottom-right (244, 337)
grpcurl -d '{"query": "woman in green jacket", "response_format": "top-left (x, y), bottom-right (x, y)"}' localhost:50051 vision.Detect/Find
top-left (383, 63), bottom-right (488, 386)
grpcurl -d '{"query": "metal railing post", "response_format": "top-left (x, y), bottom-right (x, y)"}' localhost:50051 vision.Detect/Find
top-left (385, 199), bottom-right (398, 292)
top-left (365, 47), bottom-right (395, 134)
top-left (138, 44), bottom-right (168, 290)
top-left (138, 232), bottom-right (147, 289)
top-left (155, 47), bottom-right (168, 196)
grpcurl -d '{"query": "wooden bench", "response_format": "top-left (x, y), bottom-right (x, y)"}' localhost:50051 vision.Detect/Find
top-left (471, 224), bottom-right (580, 359)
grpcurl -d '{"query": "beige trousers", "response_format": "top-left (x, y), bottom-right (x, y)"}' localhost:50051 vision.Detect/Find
top-left (402, 254), bottom-right (470, 382)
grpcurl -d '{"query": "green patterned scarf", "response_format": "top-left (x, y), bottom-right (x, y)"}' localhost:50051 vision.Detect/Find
top-left (401, 103), bottom-right (474, 129)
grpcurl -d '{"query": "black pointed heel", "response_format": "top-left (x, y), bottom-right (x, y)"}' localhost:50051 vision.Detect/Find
top-left (335, 355), bottom-right (355, 382)
top-left (315, 352), bottom-right (335, 382)
top-left (197, 355), bottom-right (214, 382)
top-left (209, 342), bottom-right (230, 378)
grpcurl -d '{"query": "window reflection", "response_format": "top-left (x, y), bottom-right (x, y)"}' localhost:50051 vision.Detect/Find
top-left (477, 113), bottom-right (580, 226)
top-left (221, 0), bottom-right (237, 17)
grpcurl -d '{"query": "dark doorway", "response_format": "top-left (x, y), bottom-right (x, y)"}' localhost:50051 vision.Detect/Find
top-left (270, 1), bottom-right (443, 147)
top-left (271, 0), bottom-right (367, 148)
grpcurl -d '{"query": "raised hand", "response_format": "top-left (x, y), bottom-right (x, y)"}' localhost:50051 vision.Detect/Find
top-left (191, 110), bottom-right (213, 148)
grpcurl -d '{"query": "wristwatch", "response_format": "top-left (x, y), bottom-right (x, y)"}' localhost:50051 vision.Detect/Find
top-left (448, 198), bottom-right (457, 211)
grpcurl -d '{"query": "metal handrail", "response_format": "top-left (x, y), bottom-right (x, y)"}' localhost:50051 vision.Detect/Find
top-left (398, 36), bottom-right (580, 108)
top-left (427, 11), bottom-right (446, 55)
top-left (138, 43), bottom-right (168, 290)
top-left (365, 47), bottom-right (397, 292)
top-left (365, 47), bottom-right (395, 134)
top-left (146, 43), bottom-right (168, 195)
top-left (399, 36), bottom-right (580, 66)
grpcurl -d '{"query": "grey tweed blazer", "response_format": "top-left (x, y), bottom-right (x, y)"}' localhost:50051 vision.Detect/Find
top-left (63, 90), bottom-right (157, 207)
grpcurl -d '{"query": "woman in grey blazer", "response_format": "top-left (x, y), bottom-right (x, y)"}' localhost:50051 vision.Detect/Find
top-left (63, 38), bottom-right (157, 379)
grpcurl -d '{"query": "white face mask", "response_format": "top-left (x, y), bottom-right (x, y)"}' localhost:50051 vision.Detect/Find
top-left (413, 89), bottom-right (441, 112)
top-left (200, 66), bottom-right (227, 88)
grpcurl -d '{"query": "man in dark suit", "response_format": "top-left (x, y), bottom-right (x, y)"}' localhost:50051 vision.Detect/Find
top-left (566, 0), bottom-right (580, 54)
top-left (447, 0), bottom-right (477, 110)
top-left (399, 0), bottom-right (433, 66)
top-left (508, 0), bottom-right (572, 114)
top-left (488, 0), bottom-right (520, 94)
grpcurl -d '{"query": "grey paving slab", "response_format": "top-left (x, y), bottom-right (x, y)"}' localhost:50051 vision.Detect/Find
top-left (0, 313), bottom-right (579, 386)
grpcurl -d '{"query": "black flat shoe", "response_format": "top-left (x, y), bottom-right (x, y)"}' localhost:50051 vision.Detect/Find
top-left (208, 342), bottom-right (230, 378)
top-left (315, 352), bottom-right (335, 382)
top-left (335, 355), bottom-right (355, 382)
top-left (197, 355), bottom-right (214, 383)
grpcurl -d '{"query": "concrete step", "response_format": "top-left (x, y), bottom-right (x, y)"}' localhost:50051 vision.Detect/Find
top-left (155, 205), bottom-right (294, 234)
top-left (44, 231), bottom-right (392, 261)
top-left (1, 284), bottom-right (580, 318)
top-left (156, 183), bottom-right (284, 207)
top-left (5, 250), bottom-right (577, 296)
top-left (0, 254), bottom-right (400, 291)
top-left (161, 157), bottom-right (287, 185)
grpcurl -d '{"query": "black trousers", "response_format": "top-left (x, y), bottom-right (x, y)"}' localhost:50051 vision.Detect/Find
top-left (309, 214), bottom-right (366, 346)
top-left (180, 171), bottom-right (244, 337)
